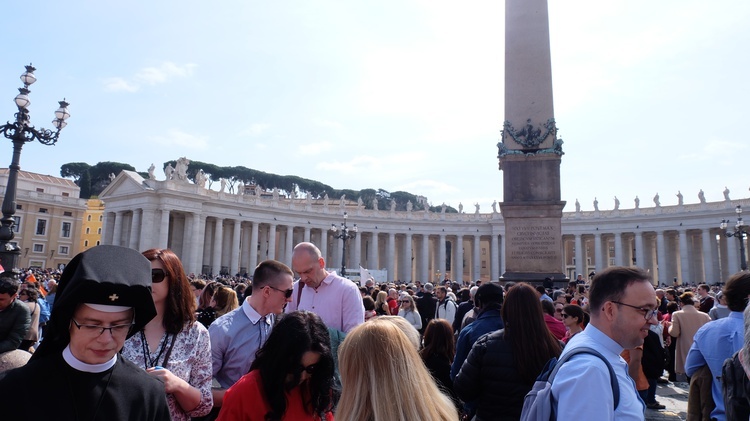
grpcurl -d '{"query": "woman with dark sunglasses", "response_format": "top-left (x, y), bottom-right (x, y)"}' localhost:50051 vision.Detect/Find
top-left (217, 311), bottom-right (337, 421)
top-left (561, 304), bottom-right (586, 344)
top-left (121, 248), bottom-right (213, 421)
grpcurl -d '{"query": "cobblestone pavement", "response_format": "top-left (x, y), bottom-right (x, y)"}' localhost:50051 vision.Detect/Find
top-left (646, 381), bottom-right (689, 421)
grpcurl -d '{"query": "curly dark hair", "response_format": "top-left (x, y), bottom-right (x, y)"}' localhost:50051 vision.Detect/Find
top-left (142, 248), bottom-right (196, 334)
top-left (250, 311), bottom-right (338, 420)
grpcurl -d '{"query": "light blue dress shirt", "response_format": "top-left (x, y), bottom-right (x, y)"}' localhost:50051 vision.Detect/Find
top-left (551, 324), bottom-right (645, 420)
top-left (209, 299), bottom-right (274, 389)
top-left (685, 311), bottom-right (744, 421)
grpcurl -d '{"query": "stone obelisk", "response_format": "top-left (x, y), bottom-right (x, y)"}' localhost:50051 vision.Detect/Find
top-left (498, 0), bottom-right (566, 284)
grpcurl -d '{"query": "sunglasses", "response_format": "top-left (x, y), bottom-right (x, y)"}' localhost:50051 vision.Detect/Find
top-left (298, 363), bottom-right (317, 375)
top-left (268, 285), bottom-right (294, 298)
top-left (400, 300), bottom-right (410, 303)
top-left (561, 313), bottom-right (572, 318)
top-left (152, 269), bottom-right (166, 283)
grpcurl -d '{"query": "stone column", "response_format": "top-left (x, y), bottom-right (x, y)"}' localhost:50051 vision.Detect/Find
top-left (701, 229), bottom-right (714, 283)
top-left (267, 224), bottom-right (277, 260)
top-left (101, 212), bottom-right (113, 245)
top-left (354, 231), bottom-right (362, 273)
top-left (179, 213), bottom-right (192, 269)
top-left (128, 209), bottom-right (141, 250)
top-left (438, 234), bottom-right (446, 282)
top-left (230, 220), bottom-right (242, 276)
top-left (370, 232), bottom-right (379, 270)
top-left (139, 208), bottom-right (156, 251)
top-left (491, 234), bottom-right (500, 281)
top-left (316, 230), bottom-right (326, 264)
top-left (249, 222), bottom-right (259, 270)
top-left (614, 232), bottom-right (623, 267)
top-left (635, 231), bottom-right (645, 270)
top-left (387, 232), bottom-right (396, 282)
top-left (158, 208), bottom-right (170, 249)
top-left (678, 229), bottom-right (690, 284)
top-left (304, 227), bottom-right (311, 243)
top-left (726, 235), bottom-right (740, 275)
top-left (212, 218), bottom-right (224, 276)
top-left (241, 223), bottom-right (251, 274)
top-left (594, 233), bottom-right (603, 272)
top-left (656, 231), bottom-right (667, 285)
top-left (284, 226), bottom-right (294, 265)
top-left (189, 213), bottom-right (204, 275)
top-left (112, 211), bottom-right (125, 247)
top-left (454, 235), bottom-right (463, 283)
top-left (421, 235), bottom-right (430, 282)
top-left (473, 235), bottom-right (481, 281)
top-left (575, 234), bottom-right (583, 278)
top-left (403, 233), bottom-right (413, 282)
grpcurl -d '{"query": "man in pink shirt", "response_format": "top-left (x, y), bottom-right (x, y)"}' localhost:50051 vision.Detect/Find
top-left (287, 242), bottom-right (364, 333)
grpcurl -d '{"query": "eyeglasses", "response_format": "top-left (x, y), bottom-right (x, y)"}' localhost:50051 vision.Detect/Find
top-left (151, 269), bottom-right (166, 283)
top-left (71, 318), bottom-right (134, 337)
top-left (561, 313), bottom-right (572, 318)
top-left (267, 285), bottom-right (294, 299)
top-left (610, 301), bottom-right (658, 321)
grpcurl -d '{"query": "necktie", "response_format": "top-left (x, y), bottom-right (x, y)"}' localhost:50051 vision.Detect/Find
top-left (259, 315), bottom-right (269, 346)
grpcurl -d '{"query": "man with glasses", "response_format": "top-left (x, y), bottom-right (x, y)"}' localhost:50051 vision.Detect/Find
top-left (287, 242), bottom-right (364, 334)
top-left (0, 245), bottom-right (170, 420)
top-left (0, 275), bottom-right (30, 353)
top-left (207, 260), bottom-right (294, 419)
top-left (552, 266), bottom-right (657, 419)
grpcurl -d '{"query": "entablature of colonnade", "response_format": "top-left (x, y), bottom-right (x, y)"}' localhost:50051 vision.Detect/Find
top-left (101, 170), bottom-right (749, 239)
top-left (561, 198), bottom-right (750, 236)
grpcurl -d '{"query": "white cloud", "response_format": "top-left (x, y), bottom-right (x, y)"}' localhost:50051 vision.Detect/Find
top-left (102, 62), bottom-right (196, 93)
top-left (678, 138), bottom-right (746, 162)
top-left (149, 129), bottom-right (208, 150)
top-left (299, 141), bottom-right (333, 155)
top-left (135, 62), bottom-right (196, 85)
top-left (239, 123), bottom-right (271, 137)
top-left (311, 118), bottom-right (343, 130)
top-left (102, 77), bottom-right (139, 93)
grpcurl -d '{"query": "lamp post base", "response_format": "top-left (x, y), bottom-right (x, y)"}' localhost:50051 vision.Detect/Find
top-left (0, 248), bottom-right (20, 272)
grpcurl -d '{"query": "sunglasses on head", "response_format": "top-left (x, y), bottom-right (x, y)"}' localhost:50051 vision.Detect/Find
top-left (152, 269), bottom-right (166, 283)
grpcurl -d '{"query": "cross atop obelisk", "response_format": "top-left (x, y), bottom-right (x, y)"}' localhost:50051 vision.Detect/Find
top-left (498, 0), bottom-right (566, 285)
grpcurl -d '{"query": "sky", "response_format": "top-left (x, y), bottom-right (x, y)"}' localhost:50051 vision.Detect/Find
top-left (1, 0), bottom-right (749, 214)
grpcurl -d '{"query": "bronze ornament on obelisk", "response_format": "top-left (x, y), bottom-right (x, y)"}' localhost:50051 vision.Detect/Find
top-left (497, 0), bottom-right (566, 284)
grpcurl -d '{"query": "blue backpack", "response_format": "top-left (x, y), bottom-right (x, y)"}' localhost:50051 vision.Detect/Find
top-left (520, 346), bottom-right (620, 421)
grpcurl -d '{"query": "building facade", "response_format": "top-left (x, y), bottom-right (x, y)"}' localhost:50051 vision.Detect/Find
top-left (100, 171), bottom-right (748, 285)
top-left (80, 198), bottom-right (104, 251)
top-left (0, 169), bottom-right (87, 269)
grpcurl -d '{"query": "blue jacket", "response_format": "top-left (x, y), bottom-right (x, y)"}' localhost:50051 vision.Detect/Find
top-left (451, 305), bottom-right (504, 380)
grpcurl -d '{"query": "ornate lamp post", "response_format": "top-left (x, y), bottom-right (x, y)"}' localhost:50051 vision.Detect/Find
top-left (721, 205), bottom-right (748, 271)
top-left (0, 64), bottom-right (69, 270)
top-left (330, 212), bottom-right (357, 277)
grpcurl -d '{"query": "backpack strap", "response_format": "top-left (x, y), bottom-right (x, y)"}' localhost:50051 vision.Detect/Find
top-left (549, 346), bottom-right (620, 409)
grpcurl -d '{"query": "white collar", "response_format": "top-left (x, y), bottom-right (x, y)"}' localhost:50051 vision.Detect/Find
top-left (62, 345), bottom-right (117, 373)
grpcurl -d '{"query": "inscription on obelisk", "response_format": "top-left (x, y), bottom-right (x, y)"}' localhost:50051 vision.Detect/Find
top-left (498, 0), bottom-right (566, 283)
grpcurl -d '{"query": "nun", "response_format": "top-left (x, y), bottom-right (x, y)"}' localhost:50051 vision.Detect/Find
top-left (0, 245), bottom-right (170, 421)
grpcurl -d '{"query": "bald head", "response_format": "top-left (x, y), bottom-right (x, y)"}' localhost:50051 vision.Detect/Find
top-left (292, 242), bottom-right (328, 289)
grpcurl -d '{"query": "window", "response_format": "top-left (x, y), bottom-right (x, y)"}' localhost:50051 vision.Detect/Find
top-left (62, 192), bottom-right (69, 197)
top-left (96, 240), bottom-right (100, 246)
top-left (87, 215), bottom-right (92, 221)
top-left (28, 260), bottom-right (44, 269)
top-left (85, 227), bottom-right (90, 234)
top-left (15, 204), bottom-right (22, 210)
top-left (97, 228), bottom-right (101, 234)
top-left (63, 211), bottom-right (72, 216)
top-left (99, 215), bottom-right (103, 222)
top-left (61, 222), bottom-right (72, 238)
top-left (39, 208), bottom-right (48, 213)
top-left (84, 240), bottom-right (89, 247)
top-left (36, 188), bottom-right (44, 193)
top-left (33, 244), bottom-right (44, 253)
top-left (12, 216), bottom-right (20, 233)
top-left (35, 219), bottom-right (47, 235)
top-left (59, 246), bottom-right (69, 255)
top-left (481, 260), bottom-right (487, 269)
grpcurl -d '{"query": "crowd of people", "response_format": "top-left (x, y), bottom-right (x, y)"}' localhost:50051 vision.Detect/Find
top-left (1, 242), bottom-right (750, 420)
